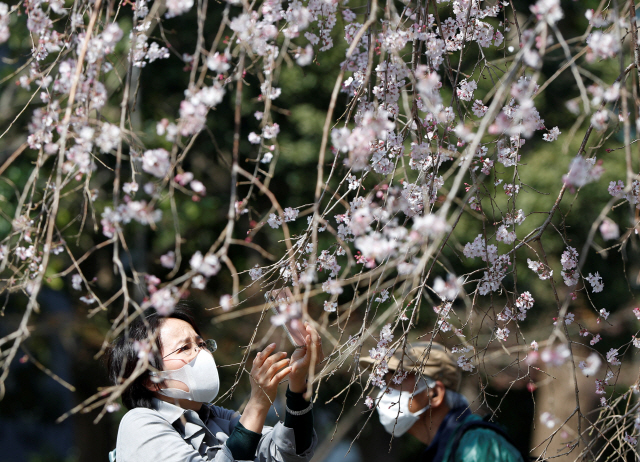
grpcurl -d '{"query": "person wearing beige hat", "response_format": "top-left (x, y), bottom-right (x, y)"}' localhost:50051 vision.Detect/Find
top-left (361, 341), bottom-right (524, 462)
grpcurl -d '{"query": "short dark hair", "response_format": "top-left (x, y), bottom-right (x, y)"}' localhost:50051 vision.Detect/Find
top-left (106, 306), bottom-right (202, 410)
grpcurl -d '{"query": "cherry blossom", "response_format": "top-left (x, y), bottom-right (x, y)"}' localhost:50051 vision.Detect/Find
top-left (456, 79), bottom-right (477, 102)
top-left (71, 274), bottom-right (82, 291)
top-left (586, 32), bottom-right (620, 63)
top-left (323, 301), bottom-right (337, 312)
top-left (190, 251), bottom-right (221, 277)
top-left (364, 396), bottom-right (374, 409)
top-left (267, 213), bottom-right (283, 229)
top-left (496, 327), bottom-right (510, 341)
top-left (606, 348), bottom-right (621, 366)
top-left (151, 287), bottom-right (178, 315)
top-left (457, 355), bottom-right (475, 372)
top-left (142, 149), bottom-right (171, 178)
top-left (540, 344), bottom-right (570, 366)
top-left (433, 274), bottom-right (462, 301)
top-left (0, 3), bottom-right (10, 44)
top-left (249, 265), bottom-right (263, 281)
top-left (220, 295), bottom-right (233, 311)
top-left (166, 0), bottom-right (194, 18)
top-left (586, 272), bottom-right (604, 293)
top-left (542, 127), bottom-right (560, 142)
top-left (160, 251), bottom-right (176, 269)
top-left (599, 218), bottom-right (620, 241)
top-left (579, 353), bottom-right (602, 377)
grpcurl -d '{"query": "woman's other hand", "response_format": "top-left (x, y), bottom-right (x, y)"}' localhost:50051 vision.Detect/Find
top-left (248, 343), bottom-right (291, 409)
top-left (288, 323), bottom-right (324, 395)
top-left (241, 343), bottom-right (291, 433)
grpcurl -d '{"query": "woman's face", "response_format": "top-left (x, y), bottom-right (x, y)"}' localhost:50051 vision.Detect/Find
top-left (157, 317), bottom-right (205, 392)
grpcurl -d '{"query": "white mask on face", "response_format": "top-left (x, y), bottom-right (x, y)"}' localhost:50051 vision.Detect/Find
top-left (154, 350), bottom-right (220, 403)
top-left (377, 381), bottom-right (430, 437)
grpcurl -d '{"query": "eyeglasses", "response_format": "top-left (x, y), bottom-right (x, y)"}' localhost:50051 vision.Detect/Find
top-left (162, 339), bottom-right (217, 359)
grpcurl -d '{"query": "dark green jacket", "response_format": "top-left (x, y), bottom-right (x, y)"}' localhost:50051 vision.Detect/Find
top-left (422, 408), bottom-right (524, 462)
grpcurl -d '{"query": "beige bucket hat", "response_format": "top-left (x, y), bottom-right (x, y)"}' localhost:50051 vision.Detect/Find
top-left (360, 341), bottom-right (462, 391)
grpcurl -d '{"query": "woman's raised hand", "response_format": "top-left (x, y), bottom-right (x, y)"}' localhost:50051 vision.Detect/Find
top-left (248, 343), bottom-right (291, 409)
top-left (288, 323), bottom-right (325, 395)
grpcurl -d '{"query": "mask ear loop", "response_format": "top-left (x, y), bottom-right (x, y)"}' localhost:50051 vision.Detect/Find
top-left (409, 375), bottom-right (436, 416)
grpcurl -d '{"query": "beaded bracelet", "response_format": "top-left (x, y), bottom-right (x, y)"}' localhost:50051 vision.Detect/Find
top-left (286, 402), bottom-right (313, 416)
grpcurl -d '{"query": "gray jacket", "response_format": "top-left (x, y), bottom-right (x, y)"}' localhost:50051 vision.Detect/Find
top-left (110, 398), bottom-right (317, 462)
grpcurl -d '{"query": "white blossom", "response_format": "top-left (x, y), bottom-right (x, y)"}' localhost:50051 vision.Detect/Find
top-left (599, 218), bottom-right (620, 241)
top-left (190, 251), bottom-right (221, 277)
top-left (142, 148), bottom-right (171, 178)
top-left (166, 0), bottom-right (194, 18)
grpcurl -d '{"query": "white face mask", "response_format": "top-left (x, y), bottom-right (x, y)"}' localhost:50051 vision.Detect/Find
top-left (377, 381), bottom-right (430, 436)
top-left (153, 350), bottom-right (220, 403)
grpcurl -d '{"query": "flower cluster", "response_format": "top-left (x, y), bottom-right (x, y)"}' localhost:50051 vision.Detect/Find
top-left (560, 246), bottom-right (579, 286)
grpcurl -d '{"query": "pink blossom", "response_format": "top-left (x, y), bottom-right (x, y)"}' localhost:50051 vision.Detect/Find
top-left (496, 225), bottom-right (516, 244)
top-left (123, 182), bottom-right (138, 195)
top-left (206, 52), bottom-right (230, 73)
top-left (283, 207), bottom-right (299, 222)
top-left (606, 348), bottom-right (620, 366)
top-left (342, 9), bottom-right (356, 22)
top-left (190, 251), bottom-right (221, 277)
top-left (267, 213), bottom-right (282, 229)
top-left (249, 265), bottom-right (262, 281)
top-left (457, 355), bottom-right (475, 372)
top-left (472, 100), bottom-right (488, 117)
top-left (540, 412), bottom-right (557, 429)
top-left (433, 274), bottom-right (462, 301)
top-left (220, 295), bottom-right (233, 311)
top-left (579, 353), bottom-right (601, 376)
top-left (0, 3), bottom-right (10, 44)
top-left (540, 344), bottom-right (570, 366)
top-left (586, 272), bottom-right (604, 293)
top-left (560, 247), bottom-right (578, 270)
top-left (295, 45), bottom-right (314, 66)
top-left (323, 301), bottom-right (337, 312)
top-left (160, 251), bottom-right (176, 269)
top-left (412, 214), bottom-right (450, 238)
top-left (322, 278), bottom-right (343, 295)
top-left (586, 32), bottom-right (620, 63)
top-left (590, 110), bottom-right (609, 131)
top-left (77, 294), bottom-right (94, 304)
top-left (142, 148), bottom-right (171, 178)
top-left (529, 0), bottom-right (564, 24)
top-left (262, 123), bottom-right (280, 139)
top-left (151, 287), bottom-right (177, 315)
top-left (190, 180), bottom-right (206, 196)
top-left (248, 132), bottom-right (261, 144)
top-left (166, 0), bottom-right (194, 18)
top-left (71, 274), bottom-right (82, 291)
top-left (496, 327), bottom-right (510, 341)
top-left (191, 275), bottom-right (207, 289)
top-left (599, 218), bottom-right (619, 241)
top-left (364, 396), bottom-right (374, 409)
top-left (542, 127), bottom-right (560, 142)
top-left (456, 79), bottom-right (477, 102)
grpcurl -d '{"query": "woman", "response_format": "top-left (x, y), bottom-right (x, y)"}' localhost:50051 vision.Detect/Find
top-left (106, 305), bottom-right (321, 462)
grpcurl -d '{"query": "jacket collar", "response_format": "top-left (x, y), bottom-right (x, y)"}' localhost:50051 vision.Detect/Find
top-left (422, 406), bottom-right (471, 462)
top-left (152, 398), bottom-right (213, 445)
top-left (152, 397), bottom-right (188, 424)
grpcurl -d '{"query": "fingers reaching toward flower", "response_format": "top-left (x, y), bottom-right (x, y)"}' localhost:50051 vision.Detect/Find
top-left (248, 343), bottom-right (291, 407)
top-left (289, 323), bottom-right (324, 394)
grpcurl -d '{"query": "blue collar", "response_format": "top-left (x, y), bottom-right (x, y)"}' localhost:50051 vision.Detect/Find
top-left (422, 407), bottom-right (471, 462)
